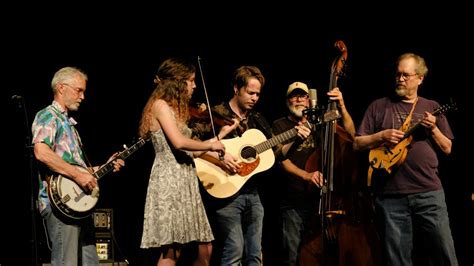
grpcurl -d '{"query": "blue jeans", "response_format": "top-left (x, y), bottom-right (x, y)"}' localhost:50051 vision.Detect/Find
top-left (41, 205), bottom-right (99, 266)
top-left (375, 190), bottom-right (458, 266)
top-left (280, 208), bottom-right (313, 266)
top-left (214, 192), bottom-right (264, 266)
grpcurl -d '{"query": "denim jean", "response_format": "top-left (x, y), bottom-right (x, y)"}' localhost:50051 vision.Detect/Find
top-left (214, 191), bottom-right (264, 266)
top-left (375, 189), bottom-right (458, 266)
top-left (280, 208), bottom-right (313, 266)
top-left (41, 205), bottom-right (99, 266)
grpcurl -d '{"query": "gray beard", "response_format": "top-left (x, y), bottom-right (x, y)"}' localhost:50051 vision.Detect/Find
top-left (395, 86), bottom-right (407, 97)
top-left (288, 106), bottom-right (304, 118)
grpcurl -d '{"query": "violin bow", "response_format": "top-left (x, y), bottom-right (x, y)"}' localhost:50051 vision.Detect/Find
top-left (197, 56), bottom-right (224, 160)
top-left (197, 56), bottom-right (218, 139)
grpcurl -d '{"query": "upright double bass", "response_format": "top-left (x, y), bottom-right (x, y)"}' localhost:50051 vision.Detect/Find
top-left (300, 41), bottom-right (380, 266)
top-left (299, 40), bottom-right (352, 265)
top-left (320, 40), bottom-right (349, 265)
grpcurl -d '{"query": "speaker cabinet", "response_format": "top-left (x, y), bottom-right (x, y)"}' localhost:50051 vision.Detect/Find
top-left (93, 208), bottom-right (114, 262)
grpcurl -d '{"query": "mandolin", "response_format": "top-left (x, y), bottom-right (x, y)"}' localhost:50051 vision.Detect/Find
top-left (367, 102), bottom-right (456, 185)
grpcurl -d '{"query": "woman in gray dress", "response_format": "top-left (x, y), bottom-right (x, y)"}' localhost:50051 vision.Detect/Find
top-left (138, 58), bottom-right (237, 265)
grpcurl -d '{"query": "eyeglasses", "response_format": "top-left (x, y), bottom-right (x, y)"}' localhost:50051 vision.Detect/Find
top-left (396, 72), bottom-right (418, 81)
top-left (62, 83), bottom-right (85, 95)
top-left (289, 94), bottom-right (309, 101)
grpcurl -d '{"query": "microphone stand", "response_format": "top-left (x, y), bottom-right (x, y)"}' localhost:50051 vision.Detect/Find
top-left (304, 106), bottom-right (329, 264)
top-left (13, 95), bottom-right (41, 266)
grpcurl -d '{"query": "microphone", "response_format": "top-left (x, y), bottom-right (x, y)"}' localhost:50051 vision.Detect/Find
top-left (11, 95), bottom-right (24, 109)
top-left (309, 89), bottom-right (317, 109)
top-left (307, 89), bottom-right (320, 124)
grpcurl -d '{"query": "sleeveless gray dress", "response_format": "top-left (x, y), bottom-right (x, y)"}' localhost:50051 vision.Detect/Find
top-left (140, 128), bottom-right (214, 248)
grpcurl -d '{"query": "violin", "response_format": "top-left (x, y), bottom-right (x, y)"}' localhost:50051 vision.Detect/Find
top-left (189, 102), bottom-right (235, 127)
top-left (189, 102), bottom-right (248, 139)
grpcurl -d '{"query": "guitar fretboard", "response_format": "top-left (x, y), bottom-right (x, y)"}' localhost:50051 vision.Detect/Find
top-left (255, 128), bottom-right (298, 154)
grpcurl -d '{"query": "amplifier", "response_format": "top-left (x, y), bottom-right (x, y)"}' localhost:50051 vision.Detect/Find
top-left (93, 208), bottom-right (113, 230)
top-left (93, 208), bottom-right (114, 262)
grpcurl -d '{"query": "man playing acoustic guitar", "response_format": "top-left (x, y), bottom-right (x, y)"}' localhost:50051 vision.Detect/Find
top-left (353, 53), bottom-right (458, 265)
top-left (190, 66), bottom-right (310, 265)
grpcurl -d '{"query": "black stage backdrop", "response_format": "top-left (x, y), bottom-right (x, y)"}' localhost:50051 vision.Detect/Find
top-left (3, 8), bottom-right (472, 266)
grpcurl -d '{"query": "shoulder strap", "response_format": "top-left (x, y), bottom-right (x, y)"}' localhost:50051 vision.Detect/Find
top-left (400, 97), bottom-right (418, 132)
top-left (252, 111), bottom-right (272, 138)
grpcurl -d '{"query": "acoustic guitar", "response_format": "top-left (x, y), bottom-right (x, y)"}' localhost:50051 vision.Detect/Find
top-left (195, 124), bottom-right (310, 198)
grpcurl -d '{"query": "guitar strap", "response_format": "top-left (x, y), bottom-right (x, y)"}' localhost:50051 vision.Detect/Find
top-left (253, 112), bottom-right (272, 138)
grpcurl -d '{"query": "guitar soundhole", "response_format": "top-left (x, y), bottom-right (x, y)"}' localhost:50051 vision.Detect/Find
top-left (241, 146), bottom-right (257, 161)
